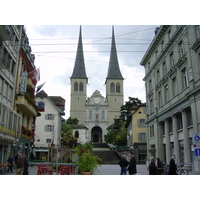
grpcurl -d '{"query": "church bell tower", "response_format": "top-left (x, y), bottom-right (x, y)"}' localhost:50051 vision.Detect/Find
top-left (70, 26), bottom-right (88, 125)
top-left (105, 26), bottom-right (124, 125)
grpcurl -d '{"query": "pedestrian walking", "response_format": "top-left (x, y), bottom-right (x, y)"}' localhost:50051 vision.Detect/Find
top-left (168, 157), bottom-right (177, 175)
top-left (7, 154), bottom-right (14, 173)
top-left (148, 157), bottom-right (156, 175)
top-left (16, 150), bottom-right (25, 175)
top-left (155, 157), bottom-right (163, 175)
top-left (119, 155), bottom-right (129, 175)
top-left (23, 156), bottom-right (29, 175)
top-left (127, 152), bottom-right (137, 175)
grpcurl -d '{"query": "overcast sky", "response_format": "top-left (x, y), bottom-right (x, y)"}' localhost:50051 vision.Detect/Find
top-left (25, 25), bottom-right (157, 118)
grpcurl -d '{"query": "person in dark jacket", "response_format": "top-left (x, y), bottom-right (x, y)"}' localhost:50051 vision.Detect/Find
top-left (155, 157), bottom-right (163, 175)
top-left (119, 155), bottom-right (129, 175)
top-left (168, 157), bottom-right (177, 175)
top-left (127, 152), bottom-right (137, 175)
top-left (7, 154), bottom-right (14, 173)
top-left (23, 156), bottom-right (29, 175)
top-left (16, 151), bottom-right (25, 175)
top-left (148, 157), bottom-right (156, 175)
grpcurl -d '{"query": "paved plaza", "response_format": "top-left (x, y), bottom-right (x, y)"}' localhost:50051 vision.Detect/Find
top-left (3, 164), bottom-right (149, 175)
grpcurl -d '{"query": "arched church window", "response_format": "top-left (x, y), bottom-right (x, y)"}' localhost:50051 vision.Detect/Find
top-left (110, 82), bottom-right (115, 92)
top-left (74, 82), bottom-right (78, 91)
top-left (116, 83), bottom-right (120, 93)
top-left (75, 131), bottom-right (79, 138)
top-left (79, 82), bottom-right (83, 91)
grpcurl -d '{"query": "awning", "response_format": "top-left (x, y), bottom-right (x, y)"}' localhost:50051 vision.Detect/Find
top-left (35, 149), bottom-right (48, 152)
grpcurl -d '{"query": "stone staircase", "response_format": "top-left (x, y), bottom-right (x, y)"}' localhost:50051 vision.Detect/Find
top-left (92, 143), bottom-right (121, 164)
top-left (92, 143), bottom-right (109, 148)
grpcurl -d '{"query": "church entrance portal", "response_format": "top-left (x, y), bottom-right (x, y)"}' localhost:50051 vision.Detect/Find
top-left (91, 126), bottom-right (102, 143)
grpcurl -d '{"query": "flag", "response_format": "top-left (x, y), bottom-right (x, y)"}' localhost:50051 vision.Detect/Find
top-left (28, 68), bottom-right (40, 85)
top-left (38, 101), bottom-right (45, 112)
top-left (36, 82), bottom-right (46, 93)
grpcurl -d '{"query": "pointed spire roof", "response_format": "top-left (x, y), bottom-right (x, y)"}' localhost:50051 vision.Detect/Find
top-left (71, 26), bottom-right (88, 80)
top-left (106, 26), bottom-right (123, 83)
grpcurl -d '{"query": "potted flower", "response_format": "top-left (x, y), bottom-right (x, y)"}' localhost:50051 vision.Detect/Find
top-left (77, 152), bottom-right (102, 175)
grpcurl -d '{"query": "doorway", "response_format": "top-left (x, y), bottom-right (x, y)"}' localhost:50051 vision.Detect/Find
top-left (91, 126), bottom-right (102, 143)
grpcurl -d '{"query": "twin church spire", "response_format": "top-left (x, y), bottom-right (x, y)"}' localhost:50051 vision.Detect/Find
top-left (71, 26), bottom-right (123, 82)
top-left (71, 26), bottom-right (88, 80)
top-left (106, 26), bottom-right (124, 82)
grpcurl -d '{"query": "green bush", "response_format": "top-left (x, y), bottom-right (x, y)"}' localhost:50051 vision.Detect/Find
top-left (77, 152), bottom-right (102, 174)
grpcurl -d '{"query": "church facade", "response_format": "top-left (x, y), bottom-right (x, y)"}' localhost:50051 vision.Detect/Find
top-left (70, 26), bottom-right (124, 143)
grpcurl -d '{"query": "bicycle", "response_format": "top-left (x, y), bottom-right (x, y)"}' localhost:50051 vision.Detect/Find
top-left (161, 163), bottom-right (169, 175)
top-left (176, 163), bottom-right (189, 175)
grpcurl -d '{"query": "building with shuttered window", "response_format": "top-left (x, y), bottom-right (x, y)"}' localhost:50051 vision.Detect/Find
top-left (126, 104), bottom-right (147, 164)
top-left (34, 90), bottom-right (65, 160)
top-left (140, 26), bottom-right (200, 171)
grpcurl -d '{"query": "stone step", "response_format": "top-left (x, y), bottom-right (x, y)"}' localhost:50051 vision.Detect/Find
top-left (93, 149), bottom-right (121, 164)
top-left (92, 143), bottom-right (109, 148)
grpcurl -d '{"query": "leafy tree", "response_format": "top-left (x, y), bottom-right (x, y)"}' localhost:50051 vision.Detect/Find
top-left (61, 133), bottom-right (77, 148)
top-left (61, 121), bottom-right (77, 148)
top-left (114, 121), bottom-right (127, 146)
top-left (61, 122), bottom-right (72, 135)
top-left (120, 97), bottom-right (142, 121)
top-left (76, 142), bottom-right (93, 157)
top-left (106, 97), bottom-right (143, 146)
top-left (104, 130), bottom-right (116, 144)
top-left (66, 117), bottom-right (79, 124)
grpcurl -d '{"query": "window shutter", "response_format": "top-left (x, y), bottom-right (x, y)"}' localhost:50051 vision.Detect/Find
top-left (138, 133), bottom-right (141, 141)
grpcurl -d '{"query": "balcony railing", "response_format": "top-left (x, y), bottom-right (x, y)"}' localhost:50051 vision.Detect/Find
top-left (16, 94), bottom-right (37, 116)
top-left (0, 125), bottom-right (18, 137)
top-left (20, 133), bottom-right (31, 140)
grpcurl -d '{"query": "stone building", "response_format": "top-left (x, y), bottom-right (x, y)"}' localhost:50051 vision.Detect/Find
top-left (126, 104), bottom-right (147, 164)
top-left (70, 26), bottom-right (124, 143)
top-left (140, 26), bottom-right (200, 169)
top-left (34, 90), bottom-right (65, 160)
top-left (0, 26), bottom-right (23, 163)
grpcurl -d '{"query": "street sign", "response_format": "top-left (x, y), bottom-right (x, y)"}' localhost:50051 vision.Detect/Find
top-left (194, 135), bottom-right (200, 142)
top-left (193, 133), bottom-right (200, 144)
top-left (193, 134), bottom-right (200, 158)
top-left (194, 144), bottom-right (200, 148)
top-left (194, 149), bottom-right (200, 157)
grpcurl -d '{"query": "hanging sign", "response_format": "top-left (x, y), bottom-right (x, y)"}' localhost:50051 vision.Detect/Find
top-left (19, 71), bottom-right (28, 93)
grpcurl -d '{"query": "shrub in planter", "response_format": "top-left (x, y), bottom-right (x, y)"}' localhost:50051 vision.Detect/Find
top-left (77, 152), bottom-right (102, 175)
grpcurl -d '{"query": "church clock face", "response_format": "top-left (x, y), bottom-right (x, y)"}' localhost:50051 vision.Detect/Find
top-left (94, 97), bottom-right (100, 104)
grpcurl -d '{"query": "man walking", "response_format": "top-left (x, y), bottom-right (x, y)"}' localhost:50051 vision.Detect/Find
top-left (16, 151), bottom-right (25, 175)
top-left (127, 152), bottom-right (137, 175)
top-left (119, 155), bottom-right (129, 175)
